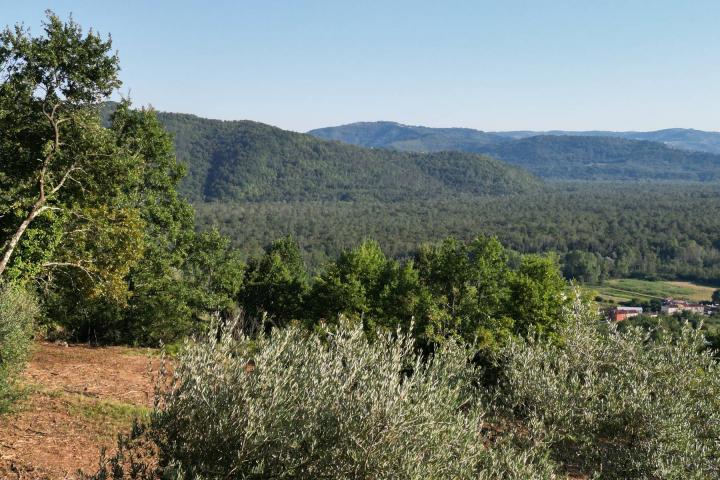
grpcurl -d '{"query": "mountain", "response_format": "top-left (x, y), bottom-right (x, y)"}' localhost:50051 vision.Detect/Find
top-left (151, 112), bottom-right (540, 202)
top-left (494, 128), bottom-right (720, 154)
top-left (309, 122), bottom-right (720, 181)
top-left (310, 122), bottom-right (720, 155)
top-left (308, 121), bottom-right (508, 152)
top-left (480, 135), bottom-right (720, 181)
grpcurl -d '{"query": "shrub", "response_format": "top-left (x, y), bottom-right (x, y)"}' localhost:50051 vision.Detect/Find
top-left (0, 283), bottom-right (38, 411)
top-left (94, 293), bottom-right (720, 479)
top-left (498, 293), bottom-right (720, 479)
top-left (142, 320), bottom-right (556, 479)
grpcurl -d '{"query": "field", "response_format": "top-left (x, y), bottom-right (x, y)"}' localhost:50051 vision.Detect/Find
top-left (0, 342), bottom-right (159, 479)
top-left (589, 278), bottom-right (718, 304)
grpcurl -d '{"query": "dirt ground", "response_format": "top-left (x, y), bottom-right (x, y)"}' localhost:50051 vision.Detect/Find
top-left (0, 342), bottom-right (160, 479)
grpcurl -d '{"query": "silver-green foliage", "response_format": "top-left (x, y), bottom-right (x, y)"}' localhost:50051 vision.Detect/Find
top-left (0, 283), bottom-right (37, 410)
top-left (153, 321), bottom-right (556, 479)
top-left (500, 295), bottom-right (720, 479)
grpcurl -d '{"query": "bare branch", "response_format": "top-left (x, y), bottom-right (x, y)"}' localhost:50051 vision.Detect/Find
top-left (36, 205), bottom-right (61, 215)
top-left (39, 163), bottom-right (47, 201)
top-left (0, 199), bottom-right (50, 277)
top-left (64, 228), bottom-right (92, 235)
top-left (42, 261), bottom-right (98, 282)
top-left (49, 163), bottom-right (78, 196)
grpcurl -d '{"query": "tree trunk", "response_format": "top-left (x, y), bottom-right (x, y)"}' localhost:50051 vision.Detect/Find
top-left (0, 200), bottom-right (46, 278)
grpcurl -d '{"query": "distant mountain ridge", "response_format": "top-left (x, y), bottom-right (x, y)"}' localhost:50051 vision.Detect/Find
top-left (101, 103), bottom-right (720, 187)
top-left (310, 122), bottom-right (720, 155)
top-left (480, 135), bottom-right (720, 181)
top-left (309, 121), bottom-right (507, 152)
top-left (495, 128), bottom-right (720, 154)
top-left (309, 122), bottom-right (720, 181)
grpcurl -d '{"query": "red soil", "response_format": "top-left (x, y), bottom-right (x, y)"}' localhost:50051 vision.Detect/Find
top-left (0, 342), bottom-right (160, 479)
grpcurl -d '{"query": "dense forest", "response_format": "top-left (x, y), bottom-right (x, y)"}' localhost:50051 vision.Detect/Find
top-left (497, 127), bottom-right (720, 154)
top-left (309, 121), bottom-right (508, 152)
top-left (108, 105), bottom-right (720, 191)
top-left (194, 184), bottom-right (720, 283)
top-left (310, 121), bottom-right (720, 155)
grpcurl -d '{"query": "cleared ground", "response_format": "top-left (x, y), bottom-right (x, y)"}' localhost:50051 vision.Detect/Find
top-left (0, 342), bottom-right (159, 479)
top-left (589, 278), bottom-right (718, 304)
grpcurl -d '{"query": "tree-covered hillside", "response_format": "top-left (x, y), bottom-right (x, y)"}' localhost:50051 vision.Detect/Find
top-left (311, 122), bottom-right (720, 155)
top-left (97, 105), bottom-right (720, 283)
top-left (497, 128), bottom-right (720, 154)
top-left (310, 122), bottom-right (720, 180)
top-left (482, 135), bottom-right (720, 180)
top-left (308, 121), bottom-right (508, 152)
top-left (151, 112), bottom-right (540, 202)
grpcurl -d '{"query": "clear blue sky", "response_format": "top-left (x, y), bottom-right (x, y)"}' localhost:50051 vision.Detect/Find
top-left (3, 1), bottom-right (720, 132)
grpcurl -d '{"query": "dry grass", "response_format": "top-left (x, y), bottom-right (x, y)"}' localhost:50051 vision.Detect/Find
top-left (665, 281), bottom-right (718, 302)
top-left (0, 342), bottom-right (159, 479)
top-left (590, 278), bottom-right (719, 304)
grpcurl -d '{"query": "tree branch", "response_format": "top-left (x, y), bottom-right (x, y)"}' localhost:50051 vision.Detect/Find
top-left (42, 261), bottom-right (98, 282)
top-left (49, 164), bottom-right (78, 196)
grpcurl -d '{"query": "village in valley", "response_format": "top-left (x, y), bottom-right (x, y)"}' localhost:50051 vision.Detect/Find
top-left (589, 277), bottom-right (720, 325)
top-left (608, 299), bottom-right (719, 322)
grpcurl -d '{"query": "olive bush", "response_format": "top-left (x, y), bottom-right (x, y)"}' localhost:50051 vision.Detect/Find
top-left (148, 320), bottom-right (556, 479)
top-left (93, 293), bottom-right (720, 479)
top-left (0, 282), bottom-right (37, 410)
top-left (499, 295), bottom-right (720, 479)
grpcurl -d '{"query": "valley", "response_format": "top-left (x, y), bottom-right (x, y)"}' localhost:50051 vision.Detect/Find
top-left (104, 104), bottom-right (720, 284)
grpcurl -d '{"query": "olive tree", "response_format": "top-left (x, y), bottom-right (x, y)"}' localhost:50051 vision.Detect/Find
top-left (498, 293), bottom-right (720, 478)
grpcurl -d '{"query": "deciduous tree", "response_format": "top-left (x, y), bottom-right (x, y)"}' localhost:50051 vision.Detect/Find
top-left (0, 12), bottom-right (140, 294)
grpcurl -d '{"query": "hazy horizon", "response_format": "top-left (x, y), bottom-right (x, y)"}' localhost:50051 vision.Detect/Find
top-left (7, 1), bottom-right (720, 132)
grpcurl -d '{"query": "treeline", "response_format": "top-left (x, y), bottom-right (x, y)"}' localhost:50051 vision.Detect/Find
top-left (239, 236), bottom-right (567, 350)
top-left (42, 233), bottom-right (566, 351)
top-left (194, 184), bottom-right (720, 284)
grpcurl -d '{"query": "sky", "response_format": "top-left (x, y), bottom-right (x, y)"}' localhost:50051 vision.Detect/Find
top-left (3, 1), bottom-right (720, 132)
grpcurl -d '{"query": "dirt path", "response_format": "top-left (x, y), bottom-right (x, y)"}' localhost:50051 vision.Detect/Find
top-left (0, 342), bottom-right (160, 479)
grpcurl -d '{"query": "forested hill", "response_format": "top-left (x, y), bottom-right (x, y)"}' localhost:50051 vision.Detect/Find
top-left (308, 121), bottom-right (508, 152)
top-left (310, 122), bottom-right (720, 155)
top-left (482, 135), bottom-right (720, 181)
top-left (150, 112), bottom-right (540, 202)
top-left (496, 128), bottom-right (720, 154)
top-left (309, 122), bottom-right (720, 181)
